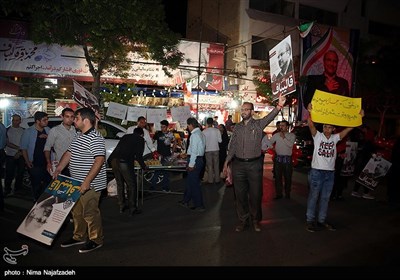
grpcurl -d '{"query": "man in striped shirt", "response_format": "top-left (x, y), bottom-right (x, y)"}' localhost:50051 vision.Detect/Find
top-left (54, 108), bottom-right (106, 253)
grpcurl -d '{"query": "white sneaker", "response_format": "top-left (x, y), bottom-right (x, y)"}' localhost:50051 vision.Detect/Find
top-left (351, 191), bottom-right (362, 198)
top-left (362, 193), bottom-right (375, 200)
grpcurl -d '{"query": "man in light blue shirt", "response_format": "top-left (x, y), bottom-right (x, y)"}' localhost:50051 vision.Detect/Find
top-left (179, 117), bottom-right (206, 212)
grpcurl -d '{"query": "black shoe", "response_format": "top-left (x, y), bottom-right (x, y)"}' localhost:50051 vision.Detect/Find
top-left (129, 208), bottom-right (142, 215)
top-left (190, 206), bottom-right (205, 212)
top-left (253, 221), bottom-right (261, 232)
top-left (79, 240), bottom-right (103, 253)
top-left (235, 223), bottom-right (249, 232)
top-left (274, 195), bottom-right (283, 200)
top-left (306, 222), bottom-right (318, 232)
top-left (119, 206), bottom-right (127, 214)
top-left (178, 200), bottom-right (189, 209)
top-left (60, 238), bottom-right (86, 248)
top-left (317, 221), bottom-right (337, 231)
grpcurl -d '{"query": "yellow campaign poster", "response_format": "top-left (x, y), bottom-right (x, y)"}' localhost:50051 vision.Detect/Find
top-left (311, 90), bottom-right (362, 127)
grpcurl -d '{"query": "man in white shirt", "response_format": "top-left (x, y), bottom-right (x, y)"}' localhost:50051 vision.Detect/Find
top-left (4, 114), bottom-right (25, 195)
top-left (127, 116), bottom-right (155, 158)
top-left (202, 117), bottom-right (222, 184)
top-left (44, 108), bottom-right (77, 177)
top-left (268, 120), bottom-right (296, 199)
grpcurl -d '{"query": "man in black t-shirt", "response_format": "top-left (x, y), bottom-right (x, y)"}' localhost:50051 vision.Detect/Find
top-left (151, 120), bottom-right (176, 192)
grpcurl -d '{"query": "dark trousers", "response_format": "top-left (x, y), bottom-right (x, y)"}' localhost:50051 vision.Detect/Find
top-left (0, 149), bottom-right (5, 211)
top-left (232, 158), bottom-right (263, 224)
top-left (111, 158), bottom-right (138, 210)
top-left (5, 155), bottom-right (25, 193)
top-left (275, 161), bottom-right (293, 197)
top-left (29, 165), bottom-right (51, 201)
top-left (183, 157), bottom-right (204, 208)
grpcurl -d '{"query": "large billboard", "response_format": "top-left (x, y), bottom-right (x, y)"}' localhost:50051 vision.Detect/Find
top-left (0, 38), bottom-right (224, 90)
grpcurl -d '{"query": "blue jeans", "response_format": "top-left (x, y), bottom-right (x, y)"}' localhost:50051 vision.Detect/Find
top-left (306, 168), bottom-right (335, 223)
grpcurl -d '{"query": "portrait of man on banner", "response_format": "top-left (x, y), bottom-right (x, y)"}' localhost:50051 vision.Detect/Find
top-left (269, 35), bottom-right (296, 97)
top-left (300, 26), bottom-right (356, 120)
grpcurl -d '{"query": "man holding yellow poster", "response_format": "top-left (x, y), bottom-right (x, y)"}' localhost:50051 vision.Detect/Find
top-left (310, 90), bottom-right (362, 127)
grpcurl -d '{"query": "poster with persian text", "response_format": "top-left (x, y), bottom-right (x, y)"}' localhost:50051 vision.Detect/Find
top-left (17, 175), bottom-right (82, 246)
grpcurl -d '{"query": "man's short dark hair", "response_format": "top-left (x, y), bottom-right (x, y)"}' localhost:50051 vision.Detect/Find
top-left (133, 127), bottom-right (144, 136)
top-left (137, 116), bottom-right (146, 122)
top-left (242, 102), bottom-right (254, 110)
top-left (61, 108), bottom-right (74, 116)
top-left (160, 120), bottom-right (169, 126)
top-left (34, 111), bottom-right (48, 122)
top-left (206, 118), bottom-right (214, 125)
top-left (75, 108), bottom-right (96, 126)
top-left (187, 117), bottom-right (200, 128)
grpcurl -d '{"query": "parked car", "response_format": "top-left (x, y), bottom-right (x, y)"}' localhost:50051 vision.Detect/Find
top-left (20, 117), bottom-right (126, 161)
top-left (20, 117), bottom-right (165, 186)
top-left (292, 125), bottom-right (313, 166)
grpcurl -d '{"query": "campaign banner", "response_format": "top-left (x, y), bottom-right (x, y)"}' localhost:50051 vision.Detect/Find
top-left (311, 90), bottom-right (362, 127)
top-left (340, 141), bottom-right (358, 176)
top-left (356, 156), bottom-right (392, 191)
top-left (17, 175), bottom-right (82, 246)
top-left (269, 35), bottom-right (296, 97)
top-left (72, 80), bottom-right (101, 119)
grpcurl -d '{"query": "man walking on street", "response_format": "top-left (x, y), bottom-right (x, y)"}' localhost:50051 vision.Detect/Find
top-left (202, 117), bottom-right (222, 184)
top-left (54, 108), bottom-right (107, 253)
top-left (223, 94), bottom-right (286, 232)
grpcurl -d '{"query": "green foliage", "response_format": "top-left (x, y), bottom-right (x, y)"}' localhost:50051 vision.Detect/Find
top-left (100, 83), bottom-right (136, 105)
top-left (3, 0), bottom-right (183, 100)
top-left (19, 79), bottom-right (63, 102)
top-left (252, 61), bottom-right (273, 104)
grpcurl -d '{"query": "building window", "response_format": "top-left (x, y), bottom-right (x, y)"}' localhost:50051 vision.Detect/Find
top-left (249, 0), bottom-right (294, 17)
top-left (299, 4), bottom-right (338, 26)
top-left (251, 36), bottom-right (279, 61)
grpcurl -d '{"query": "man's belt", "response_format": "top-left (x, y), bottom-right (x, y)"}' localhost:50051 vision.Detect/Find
top-left (235, 155), bottom-right (262, 162)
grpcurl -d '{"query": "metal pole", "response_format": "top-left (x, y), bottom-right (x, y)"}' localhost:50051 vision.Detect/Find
top-left (196, 0), bottom-right (203, 120)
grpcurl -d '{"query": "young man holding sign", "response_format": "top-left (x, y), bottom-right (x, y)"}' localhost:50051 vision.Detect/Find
top-left (305, 103), bottom-right (364, 232)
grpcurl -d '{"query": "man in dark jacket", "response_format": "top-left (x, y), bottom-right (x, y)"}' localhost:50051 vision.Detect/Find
top-left (109, 127), bottom-right (147, 215)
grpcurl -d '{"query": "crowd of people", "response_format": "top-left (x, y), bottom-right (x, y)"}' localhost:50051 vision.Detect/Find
top-left (1, 49), bottom-right (399, 252)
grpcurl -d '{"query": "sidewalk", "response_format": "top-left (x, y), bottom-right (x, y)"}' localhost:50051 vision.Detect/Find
top-left (1, 155), bottom-right (399, 270)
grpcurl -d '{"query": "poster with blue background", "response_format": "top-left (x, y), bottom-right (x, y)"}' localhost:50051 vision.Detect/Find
top-left (17, 175), bottom-right (82, 245)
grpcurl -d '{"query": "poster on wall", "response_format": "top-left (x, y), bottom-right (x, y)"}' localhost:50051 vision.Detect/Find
top-left (17, 175), bottom-right (82, 246)
top-left (3, 98), bottom-right (47, 127)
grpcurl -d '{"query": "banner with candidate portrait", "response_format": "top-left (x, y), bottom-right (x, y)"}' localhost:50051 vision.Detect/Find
top-left (17, 175), bottom-right (82, 246)
top-left (299, 25), bottom-right (359, 121)
top-left (356, 155), bottom-right (392, 191)
top-left (269, 35), bottom-right (296, 97)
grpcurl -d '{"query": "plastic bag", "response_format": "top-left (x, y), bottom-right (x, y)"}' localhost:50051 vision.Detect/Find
top-left (107, 179), bottom-right (118, 197)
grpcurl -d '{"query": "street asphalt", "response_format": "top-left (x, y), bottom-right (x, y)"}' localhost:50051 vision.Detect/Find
top-left (1, 154), bottom-right (399, 277)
